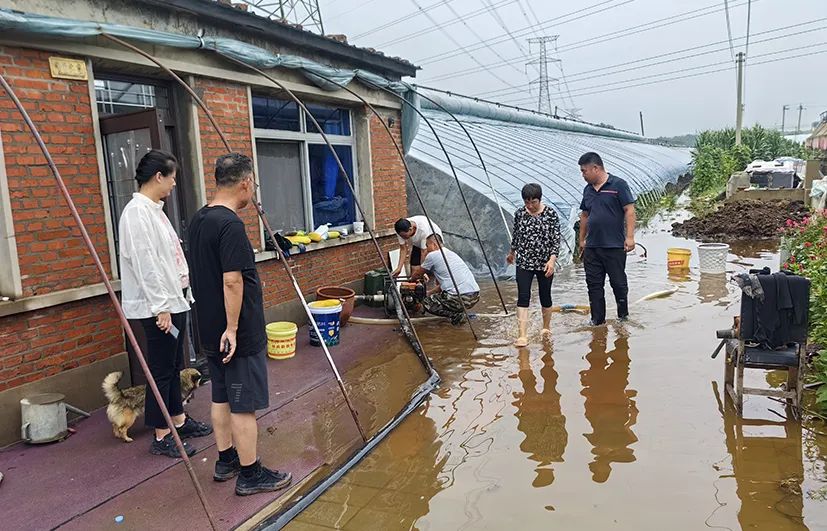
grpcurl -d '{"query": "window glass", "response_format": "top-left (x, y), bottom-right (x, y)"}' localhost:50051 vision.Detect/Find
top-left (308, 144), bottom-right (355, 227)
top-left (306, 103), bottom-right (351, 136)
top-left (252, 96), bottom-right (301, 131)
top-left (256, 140), bottom-right (306, 232)
top-left (95, 79), bottom-right (169, 116)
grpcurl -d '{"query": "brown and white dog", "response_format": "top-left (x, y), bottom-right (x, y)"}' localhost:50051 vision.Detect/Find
top-left (102, 368), bottom-right (203, 442)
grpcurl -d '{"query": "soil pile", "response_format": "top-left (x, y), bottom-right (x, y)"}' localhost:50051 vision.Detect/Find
top-left (671, 199), bottom-right (808, 240)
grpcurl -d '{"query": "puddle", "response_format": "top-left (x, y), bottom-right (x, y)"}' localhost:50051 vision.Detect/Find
top-left (286, 212), bottom-right (827, 530)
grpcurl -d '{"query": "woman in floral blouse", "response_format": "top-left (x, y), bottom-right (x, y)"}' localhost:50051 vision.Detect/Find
top-left (506, 183), bottom-right (561, 347)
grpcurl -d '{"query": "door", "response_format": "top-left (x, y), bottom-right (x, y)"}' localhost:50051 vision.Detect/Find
top-left (101, 109), bottom-right (202, 386)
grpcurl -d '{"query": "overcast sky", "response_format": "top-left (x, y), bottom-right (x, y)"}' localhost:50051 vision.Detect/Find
top-left (308, 0), bottom-right (825, 137)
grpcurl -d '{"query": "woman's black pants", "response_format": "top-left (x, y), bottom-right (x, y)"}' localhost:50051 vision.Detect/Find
top-left (516, 267), bottom-right (553, 308)
top-left (139, 312), bottom-right (188, 428)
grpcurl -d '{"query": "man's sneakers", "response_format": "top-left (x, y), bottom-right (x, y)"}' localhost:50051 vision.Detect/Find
top-left (214, 447), bottom-right (241, 482)
top-left (235, 459), bottom-right (292, 496)
top-left (177, 414), bottom-right (213, 439)
top-left (149, 415), bottom-right (211, 458)
top-left (149, 433), bottom-right (196, 458)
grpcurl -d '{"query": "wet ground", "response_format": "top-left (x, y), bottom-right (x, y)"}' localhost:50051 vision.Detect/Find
top-left (285, 211), bottom-right (827, 531)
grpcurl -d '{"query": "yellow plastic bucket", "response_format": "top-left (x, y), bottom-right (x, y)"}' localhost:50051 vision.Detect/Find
top-left (667, 247), bottom-right (692, 271)
top-left (266, 322), bottom-right (298, 360)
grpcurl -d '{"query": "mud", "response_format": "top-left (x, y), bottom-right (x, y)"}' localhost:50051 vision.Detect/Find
top-left (671, 199), bottom-right (809, 240)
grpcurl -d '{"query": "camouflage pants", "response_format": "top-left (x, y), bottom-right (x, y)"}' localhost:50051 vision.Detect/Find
top-left (422, 291), bottom-right (480, 324)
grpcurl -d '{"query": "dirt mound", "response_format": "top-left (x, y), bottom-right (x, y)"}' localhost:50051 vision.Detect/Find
top-left (671, 199), bottom-right (808, 240)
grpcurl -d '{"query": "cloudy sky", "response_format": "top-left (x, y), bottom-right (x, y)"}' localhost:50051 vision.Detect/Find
top-left (302, 0), bottom-right (825, 137)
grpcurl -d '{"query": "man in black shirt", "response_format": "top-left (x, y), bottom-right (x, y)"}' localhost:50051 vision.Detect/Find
top-left (578, 152), bottom-right (636, 326)
top-left (188, 153), bottom-right (291, 496)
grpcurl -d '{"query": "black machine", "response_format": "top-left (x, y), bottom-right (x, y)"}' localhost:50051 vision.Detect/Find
top-left (383, 277), bottom-right (427, 317)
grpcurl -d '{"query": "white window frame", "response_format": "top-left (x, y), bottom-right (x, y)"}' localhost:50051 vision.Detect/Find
top-left (252, 95), bottom-right (360, 234)
top-left (0, 132), bottom-right (22, 299)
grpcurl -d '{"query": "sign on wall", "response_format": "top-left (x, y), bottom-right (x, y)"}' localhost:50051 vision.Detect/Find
top-left (48, 57), bottom-right (88, 81)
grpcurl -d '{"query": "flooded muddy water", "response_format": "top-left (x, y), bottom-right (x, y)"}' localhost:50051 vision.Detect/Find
top-left (286, 213), bottom-right (827, 530)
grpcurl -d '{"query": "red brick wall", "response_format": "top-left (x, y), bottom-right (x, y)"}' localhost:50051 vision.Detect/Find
top-left (369, 112), bottom-right (407, 231)
top-left (0, 63), bottom-right (408, 394)
top-left (195, 79), bottom-right (260, 246)
top-left (257, 236), bottom-right (397, 304)
top-left (0, 296), bottom-right (123, 392)
top-left (0, 47), bottom-right (111, 297)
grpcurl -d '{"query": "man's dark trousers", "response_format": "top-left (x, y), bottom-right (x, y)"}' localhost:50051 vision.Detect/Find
top-left (584, 248), bottom-right (628, 325)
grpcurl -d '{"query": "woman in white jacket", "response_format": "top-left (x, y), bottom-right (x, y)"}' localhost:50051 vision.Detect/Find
top-left (119, 150), bottom-right (211, 458)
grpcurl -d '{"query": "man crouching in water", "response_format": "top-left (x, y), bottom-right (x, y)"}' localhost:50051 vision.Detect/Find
top-left (410, 234), bottom-right (480, 325)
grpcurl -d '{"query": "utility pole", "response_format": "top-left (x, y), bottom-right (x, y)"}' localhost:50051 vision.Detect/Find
top-left (781, 104), bottom-right (789, 133)
top-left (526, 36), bottom-right (560, 115)
top-left (735, 52), bottom-right (745, 145)
top-left (639, 111), bottom-right (645, 137)
top-left (240, 0), bottom-right (325, 34)
top-left (796, 104), bottom-right (805, 135)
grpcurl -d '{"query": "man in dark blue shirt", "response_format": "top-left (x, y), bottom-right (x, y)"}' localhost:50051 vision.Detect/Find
top-left (578, 152), bottom-right (636, 325)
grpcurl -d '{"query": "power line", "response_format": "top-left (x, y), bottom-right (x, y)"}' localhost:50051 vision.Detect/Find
top-left (559, 0), bottom-right (757, 54)
top-left (402, 0), bottom-right (520, 88)
top-left (499, 43), bottom-right (827, 103)
top-left (422, 0), bottom-right (754, 81)
top-left (415, 0), bottom-right (628, 64)
top-left (524, 0), bottom-right (543, 31)
top-left (483, 0), bottom-right (533, 59)
top-left (554, 39), bottom-right (580, 118)
top-left (443, 0), bottom-right (527, 77)
top-left (376, 0), bottom-right (517, 48)
top-left (350, 0), bottom-right (452, 40)
top-left (723, 0), bottom-right (736, 59)
top-left (325, 0), bottom-right (380, 21)
top-left (470, 22), bottom-right (827, 101)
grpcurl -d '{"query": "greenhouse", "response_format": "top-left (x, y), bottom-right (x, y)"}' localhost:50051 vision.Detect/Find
top-left (404, 88), bottom-right (692, 275)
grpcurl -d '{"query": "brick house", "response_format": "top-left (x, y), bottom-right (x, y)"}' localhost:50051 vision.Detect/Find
top-left (0, 0), bottom-right (416, 445)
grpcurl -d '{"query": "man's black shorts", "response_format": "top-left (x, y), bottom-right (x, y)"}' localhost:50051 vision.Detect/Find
top-left (411, 246), bottom-right (422, 267)
top-left (206, 348), bottom-right (269, 413)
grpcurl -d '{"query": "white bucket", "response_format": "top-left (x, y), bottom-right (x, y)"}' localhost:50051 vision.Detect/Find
top-left (698, 243), bottom-right (730, 274)
top-left (352, 221), bottom-right (364, 234)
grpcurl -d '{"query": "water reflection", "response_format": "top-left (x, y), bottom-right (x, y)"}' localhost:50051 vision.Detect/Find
top-left (667, 270), bottom-right (692, 283)
top-left (512, 346), bottom-right (567, 488)
top-left (580, 327), bottom-right (638, 483)
top-left (714, 384), bottom-right (807, 530)
top-left (697, 273), bottom-right (729, 306)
